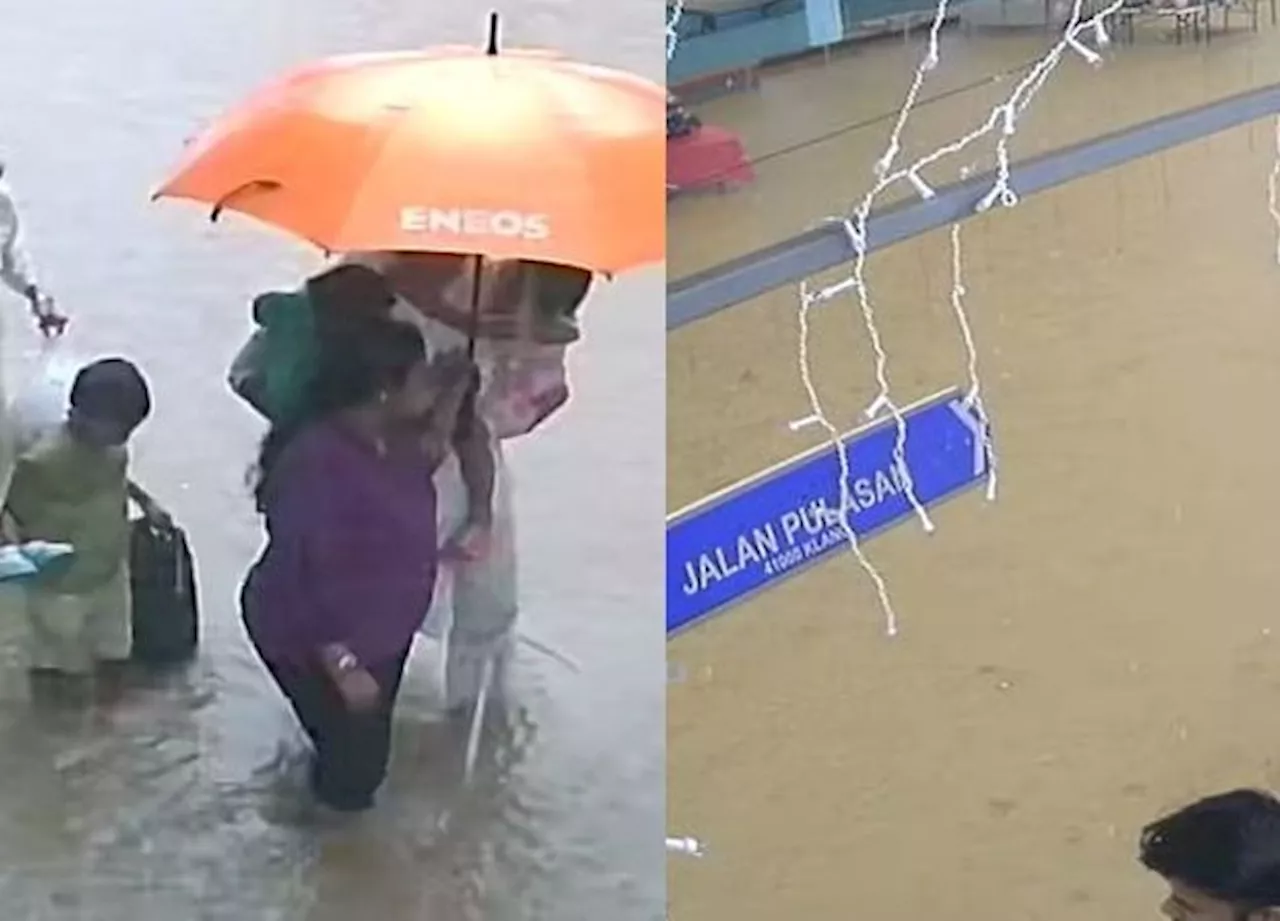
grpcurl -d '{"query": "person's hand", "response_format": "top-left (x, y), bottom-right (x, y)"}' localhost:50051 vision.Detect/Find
top-left (37, 311), bottom-right (68, 338)
top-left (320, 644), bottom-right (381, 712)
top-left (442, 517), bottom-right (493, 563)
top-left (138, 499), bottom-right (172, 529)
top-left (335, 668), bottom-right (381, 712)
top-left (28, 290), bottom-right (67, 338)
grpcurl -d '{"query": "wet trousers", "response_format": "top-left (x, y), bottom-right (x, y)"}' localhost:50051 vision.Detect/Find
top-left (256, 643), bottom-right (412, 812)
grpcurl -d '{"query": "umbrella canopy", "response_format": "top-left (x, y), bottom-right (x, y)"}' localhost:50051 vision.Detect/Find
top-left (153, 17), bottom-right (664, 274)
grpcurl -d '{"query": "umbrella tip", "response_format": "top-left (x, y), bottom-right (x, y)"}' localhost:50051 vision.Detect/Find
top-left (485, 10), bottom-right (499, 55)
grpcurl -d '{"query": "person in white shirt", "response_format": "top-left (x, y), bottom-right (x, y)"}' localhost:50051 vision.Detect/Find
top-left (0, 163), bottom-right (68, 503)
top-left (0, 165), bottom-right (66, 336)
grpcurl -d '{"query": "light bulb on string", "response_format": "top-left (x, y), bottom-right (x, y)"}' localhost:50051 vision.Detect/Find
top-left (1093, 15), bottom-right (1112, 48)
top-left (666, 836), bottom-right (706, 857)
top-left (796, 0), bottom-right (1122, 633)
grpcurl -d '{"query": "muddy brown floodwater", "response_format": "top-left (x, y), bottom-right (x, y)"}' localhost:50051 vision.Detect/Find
top-left (669, 18), bottom-right (1280, 921)
top-left (0, 2), bottom-right (663, 919)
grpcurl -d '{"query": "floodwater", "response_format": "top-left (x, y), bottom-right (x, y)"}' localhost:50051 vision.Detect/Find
top-left (668, 10), bottom-right (1280, 280)
top-left (0, 2), bottom-right (663, 919)
top-left (669, 17), bottom-right (1280, 921)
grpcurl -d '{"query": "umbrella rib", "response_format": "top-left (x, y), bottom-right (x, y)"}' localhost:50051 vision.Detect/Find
top-left (209, 179), bottom-right (282, 222)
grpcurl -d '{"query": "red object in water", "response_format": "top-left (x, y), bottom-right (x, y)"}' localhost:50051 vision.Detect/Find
top-left (667, 125), bottom-right (754, 193)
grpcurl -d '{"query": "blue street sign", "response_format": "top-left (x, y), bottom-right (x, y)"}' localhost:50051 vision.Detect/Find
top-left (667, 388), bottom-right (991, 636)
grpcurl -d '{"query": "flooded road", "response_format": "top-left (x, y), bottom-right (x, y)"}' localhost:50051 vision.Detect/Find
top-left (669, 15), bottom-right (1280, 280)
top-left (669, 19), bottom-right (1280, 921)
top-left (0, 2), bottom-right (663, 918)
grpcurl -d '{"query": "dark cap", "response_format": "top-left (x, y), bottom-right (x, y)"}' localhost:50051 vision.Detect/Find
top-left (306, 263), bottom-right (396, 318)
top-left (69, 358), bottom-right (152, 429)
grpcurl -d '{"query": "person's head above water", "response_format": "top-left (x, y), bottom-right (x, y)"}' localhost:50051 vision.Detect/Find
top-left (254, 318), bottom-right (434, 506)
top-left (68, 358), bottom-right (152, 448)
top-left (312, 318), bottom-right (434, 424)
top-left (1141, 789), bottom-right (1280, 921)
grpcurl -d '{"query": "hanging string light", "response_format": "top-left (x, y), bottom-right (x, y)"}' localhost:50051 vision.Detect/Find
top-left (947, 211), bottom-right (997, 501)
top-left (667, 0), bottom-right (685, 61)
top-left (667, 836), bottom-right (707, 857)
top-left (797, 0), bottom-right (1121, 634)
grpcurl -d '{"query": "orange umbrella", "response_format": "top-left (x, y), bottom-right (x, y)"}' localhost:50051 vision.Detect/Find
top-left (153, 14), bottom-right (664, 275)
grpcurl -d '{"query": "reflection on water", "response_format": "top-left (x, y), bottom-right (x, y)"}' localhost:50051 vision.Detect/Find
top-left (0, 2), bottom-right (663, 919)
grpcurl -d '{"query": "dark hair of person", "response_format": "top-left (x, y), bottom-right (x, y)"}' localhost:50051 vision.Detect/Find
top-left (252, 318), bottom-right (425, 510)
top-left (1139, 789), bottom-right (1280, 910)
top-left (69, 358), bottom-right (152, 430)
top-left (526, 261), bottom-right (593, 314)
top-left (306, 263), bottom-right (396, 330)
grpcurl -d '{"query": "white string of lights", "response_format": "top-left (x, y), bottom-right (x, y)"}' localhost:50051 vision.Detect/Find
top-left (798, 0), bottom-right (1121, 634)
top-left (792, 0), bottom-right (955, 638)
top-left (874, 0), bottom-right (954, 180)
top-left (947, 212), bottom-right (998, 500)
top-left (667, 0), bottom-right (685, 61)
top-left (846, 0), bottom-right (958, 541)
top-left (797, 280), bottom-right (902, 635)
top-left (665, 0), bottom-right (694, 851)
top-left (1268, 116), bottom-right (1280, 265)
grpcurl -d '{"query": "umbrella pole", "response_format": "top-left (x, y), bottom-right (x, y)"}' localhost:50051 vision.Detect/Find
top-left (486, 10), bottom-right (500, 56)
top-left (463, 653), bottom-right (495, 786)
top-left (455, 255), bottom-right (483, 439)
top-left (466, 253), bottom-right (483, 360)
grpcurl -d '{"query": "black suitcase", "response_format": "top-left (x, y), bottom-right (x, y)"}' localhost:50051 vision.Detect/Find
top-left (129, 518), bottom-right (199, 667)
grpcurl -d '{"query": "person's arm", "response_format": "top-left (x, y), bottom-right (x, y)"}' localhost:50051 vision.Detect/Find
top-left (0, 180), bottom-right (65, 335)
top-left (126, 480), bottom-right (169, 525)
top-left (0, 510), bottom-right (20, 543)
top-left (417, 350), bottom-right (479, 463)
top-left (442, 413), bottom-right (495, 561)
top-left (3, 453), bottom-right (38, 542)
top-left (452, 414), bottom-right (494, 528)
top-left (0, 182), bottom-right (38, 302)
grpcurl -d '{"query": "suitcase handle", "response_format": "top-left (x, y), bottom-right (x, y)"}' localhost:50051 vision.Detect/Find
top-left (134, 518), bottom-right (187, 596)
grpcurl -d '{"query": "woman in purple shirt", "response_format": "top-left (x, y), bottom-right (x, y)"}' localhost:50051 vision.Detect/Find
top-left (241, 318), bottom-right (472, 813)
